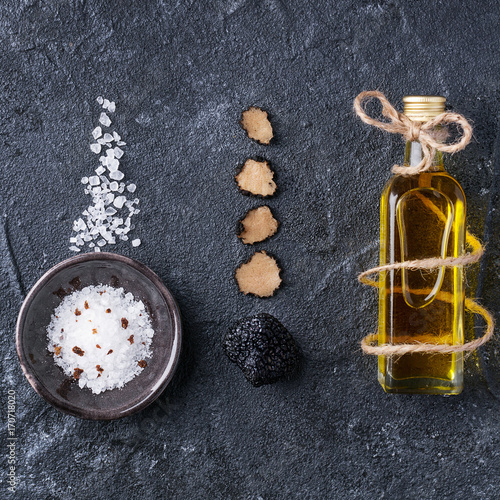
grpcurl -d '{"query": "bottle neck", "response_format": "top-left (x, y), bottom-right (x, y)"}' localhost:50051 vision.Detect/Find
top-left (404, 141), bottom-right (444, 172)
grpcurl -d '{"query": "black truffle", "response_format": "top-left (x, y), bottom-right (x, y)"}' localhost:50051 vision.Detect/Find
top-left (223, 313), bottom-right (299, 387)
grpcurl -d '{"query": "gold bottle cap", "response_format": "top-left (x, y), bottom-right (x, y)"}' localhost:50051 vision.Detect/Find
top-left (403, 95), bottom-right (446, 122)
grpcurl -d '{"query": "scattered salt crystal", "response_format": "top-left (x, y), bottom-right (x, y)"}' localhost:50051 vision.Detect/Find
top-left (71, 97), bottom-right (142, 252)
top-left (131, 239), bottom-right (141, 247)
top-left (113, 147), bottom-right (124, 159)
top-left (107, 158), bottom-right (119, 172)
top-left (92, 126), bottom-right (102, 139)
top-left (97, 96), bottom-right (104, 105)
top-left (109, 170), bottom-right (124, 181)
top-left (113, 196), bottom-right (126, 209)
top-left (94, 247), bottom-right (101, 252)
top-left (99, 112), bottom-right (111, 127)
top-left (69, 246), bottom-right (81, 252)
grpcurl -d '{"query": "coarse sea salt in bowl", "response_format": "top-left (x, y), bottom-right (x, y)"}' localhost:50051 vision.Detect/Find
top-left (16, 252), bottom-right (182, 420)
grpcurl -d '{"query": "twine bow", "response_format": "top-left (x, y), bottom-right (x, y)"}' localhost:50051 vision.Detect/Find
top-left (353, 90), bottom-right (473, 176)
top-left (353, 91), bottom-right (494, 356)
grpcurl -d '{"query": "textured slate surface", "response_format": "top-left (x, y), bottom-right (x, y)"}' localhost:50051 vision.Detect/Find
top-left (1, 1), bottom-right (500, 498)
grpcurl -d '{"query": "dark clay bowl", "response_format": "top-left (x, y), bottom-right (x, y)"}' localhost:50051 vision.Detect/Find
top-left (16, 252), bottom-right (182, 420)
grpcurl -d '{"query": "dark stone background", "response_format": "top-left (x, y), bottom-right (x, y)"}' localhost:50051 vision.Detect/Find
top-left (1, 1), bottom-right (500, 498)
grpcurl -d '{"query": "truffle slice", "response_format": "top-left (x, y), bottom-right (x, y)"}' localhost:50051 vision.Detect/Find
top-left (235, 159), bottom-right (277, 197)
top-left (235, 251), bottom-right (281, 297)
top-left (238, 206), bottom-right (279, 244)
top-left (223, 313), bottom-right (300, 387)
top-left (240, 106), bottom-right (273, 145)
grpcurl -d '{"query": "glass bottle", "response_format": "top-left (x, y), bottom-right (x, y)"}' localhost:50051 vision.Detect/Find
top-left (378, 96), bottom-right (465, 395)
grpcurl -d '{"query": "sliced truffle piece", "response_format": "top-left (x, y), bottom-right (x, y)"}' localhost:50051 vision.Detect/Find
top-left (238, 206), bottom-right (279, 244)
top-left (235, 159), bottom-right (277, 197)
top-left (223, 313), bottom-right (300, 387)
top-left (240, 106), bottom-right (273, 145)
top-left (235, 251), bottom-right (282, 297)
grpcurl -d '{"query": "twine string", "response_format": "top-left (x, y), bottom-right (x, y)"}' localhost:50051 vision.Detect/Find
top-left (354, 91), bottom-right (494, 356)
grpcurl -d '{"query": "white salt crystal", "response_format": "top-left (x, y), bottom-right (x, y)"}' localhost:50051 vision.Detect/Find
top-left (105, 207), bottom-right (117, 216)
top-left (95, 166), bottom-right (106, 175)
top-left (118, 186), bottom-right (124, 194)
top-left (113, 196), bottom-right (126, 209)
top-left (69, 246), bottom-right (81, 252)
top-left (70, 237), bottom-right (77, 243)
top-left (126, 183), bottom-right (136, 193)
top-left (109, 182), bottom-right (119, 191)
top-left (107, 101), bottom-right (116, 113)
top-left (97, 96), bottom-right (104, 105)
top-left (107, 158), bottom-right (119, 172)
top-left (110, 170), bottom-right (124, 181)
top-left (97, 239), bottom-right (106, 247)
top-left (92, 126), bottom-right (102, 139)
top-left (120, 235), bottom-right (129, 241)
top-left (106, 148), bottom-right (115, 157)
top-left (103, 133), bottom-right (114, 142)
top-left (81, 177), bottom-right (89, 184)
top-left (113, 132), bottom-right (121, 141)
top-left (88, 176), bottom-right (100, 186)
top-left (99, 112), bottom-right (111, 127)
top-left (89, 242), bottom-right (95, 248)
top-left (113, 147), bottom-right (124, 159)
top-left (94, 247), bottom-right (101, 252)
top-left (97, 138), bottom-right (106, 145)
top-left (131, 239), bottom-right (141, 247)
top-left (90, 143), bottom-right (101, 154)
top-left (103, 98), bottom-right (111, 109)
top-left (117, 141), bottom-right (126, 146)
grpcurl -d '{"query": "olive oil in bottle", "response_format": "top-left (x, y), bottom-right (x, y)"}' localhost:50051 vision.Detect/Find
top-left (378, 96), bottom-right (465, 395)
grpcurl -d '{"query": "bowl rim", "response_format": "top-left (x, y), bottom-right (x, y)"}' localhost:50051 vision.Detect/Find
top-left (15, 252), bottom-right (182, 421)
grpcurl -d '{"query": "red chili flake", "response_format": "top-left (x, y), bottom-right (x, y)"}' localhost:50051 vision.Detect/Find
top-left (61, 328), bottom-right (64, 332)
top-left (73, 368), bottom-right (84, 380)
top-left (99, 290), bottom-right (107, 295)
top-left (106, 308), bottom-right (111, 313)
top-left (54, 345), bottom-right (62, 356)
top-left (138, 360), bottom-right (147, 368)
top-left (96, 344), bottom-right (101, 349)
top-left (97, 374), bottom-right (101, 378)
top-left (84, 301), bottom-right (89, 309)
top-left (96, 365), bottom-right (104, 373)
top-left (72, 346), bottom-right (85, 356)
top-left (92, 328), bottom-right (98, 334)
top-left (121, 318), bottom-right (129, 329)
top-left (107, 349), bottom-right (113, 355)
top-left (75, 308), bottom-right (81, 316)
top-left (142, 342), bottom-right (145, 345)
top-left (127, 335), bottom-right (134, 344)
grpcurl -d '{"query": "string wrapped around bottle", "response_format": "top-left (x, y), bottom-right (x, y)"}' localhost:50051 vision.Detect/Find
top-left (354, 90), bottom-right (494, 356)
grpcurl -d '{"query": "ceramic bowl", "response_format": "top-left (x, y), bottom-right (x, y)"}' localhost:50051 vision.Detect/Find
top-left (16, 252), bottom-right (182, 420)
